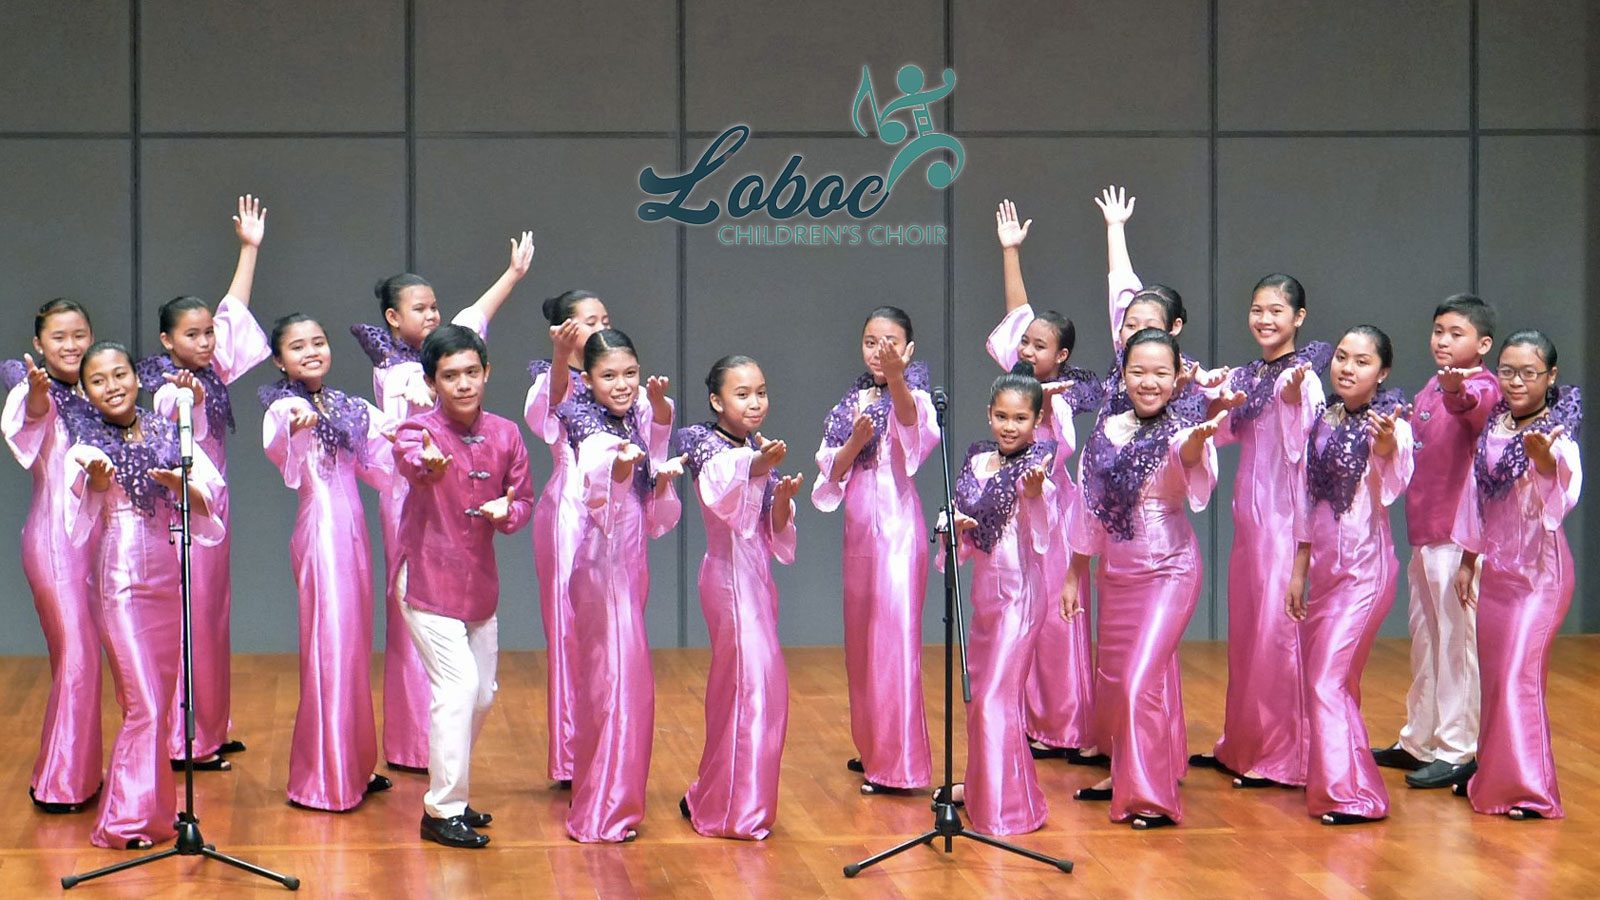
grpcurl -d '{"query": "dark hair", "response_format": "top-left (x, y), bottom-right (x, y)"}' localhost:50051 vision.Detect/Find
top-left (991, 369), bottom-right (1043, 414)
top-left (1124, 327), bottom-right (1182, 369)
top-left (542, 290), bottom-right (602, 327)
top-left (582, 328), bottom-right (638, 373)
top-left (1433, 293), bottom-right (1496, 340)
top-left (375, 273), bottom-right (432, 314)
top-left (1342, 324), bottom-right (1393, 369)
top-left (269, 313), bottom-right (322, 358)
top-left (35, 298), bottom-right (92, 337)
top-left (1500, 328), bottom-right (1557, 369)
top-left (158, 296), bottom-right (210, 334)
top-left (705, 354), bottom-right (760, 414)
top-left (1252, 273), bottom-right (1306, 312)
top-left (1032, 309), bottom-right (1077, 356)
top-left (420, 324), bottom-right (488, 379)
top-left (1127, 283), bottom-right (1186, 331)
top-left (863, 305), bottom-right (914, 342)
top-left (81, 340), bottom-right (133, 374)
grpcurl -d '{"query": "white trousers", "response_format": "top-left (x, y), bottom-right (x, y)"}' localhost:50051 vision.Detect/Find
top-left (400, 599), bottom-right (498, 819)
top-left (1397, 542), bottom-right (1480, 765)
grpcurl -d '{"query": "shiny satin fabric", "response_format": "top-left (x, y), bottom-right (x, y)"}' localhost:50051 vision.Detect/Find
top-left (684, 447), bottom-right (796, 840)
top-left (2, 384), bottom-right (103, 805)
top-left (264, 398), bottom-right (392, 810)
top-left (983, 305), bottom-right (1096, 750)
top-left (1210, 367), bottom-right (1321, 785)
top-left (1297, 415), bottom-right (1413, 819)
top-left (1071, 417), bottom-right (1217, 824)
top-left (566, 427), bottom-right (680, 843)
top-left (63, 441), bottom-right (225, 848)
top-left (811, 390), bottom-right (938, 789)
top-left (1457, 429), bottom-right (1581, 817)
top-left (150, 295), bottom-right (271, 760)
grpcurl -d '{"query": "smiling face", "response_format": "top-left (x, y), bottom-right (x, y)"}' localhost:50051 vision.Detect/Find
top-left (161, 307), bottom-right (217, 370)
top-left (385, 284), bottom-right (442, 348)
top-left (1122, 340), bottom-right (1178, 418)
top-left (1248, 286), bottom-right (1304, 357)
top-left (583, 348), bottom-right (641, 417)
top-left (860, 317), bottom-right (907, 384)
top-left (1430, 311), bottom-right (1491, 369)
top-left (1016, 318), bottom-right (1069, 380)
top-left (33, 310), bottom-right (93, 384)
top-left (711, 363), bottom-right (767, 439)
top-left (276, 321), bottom-right (331, 390)
top-left (427, 348), bottom-right (489, 424)
top-left (1330, 332), bottom-right (1388, 408)
top-left (988, 389), bottom-right (1039, 455)
top-left (1119, 298), bottom-right (1175, 346)
top-left (1496, 343), bottom-right (1555, 418)
top-left (81, 349), bottom-right (139, 425)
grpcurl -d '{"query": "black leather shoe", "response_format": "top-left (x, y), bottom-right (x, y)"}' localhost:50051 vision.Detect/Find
top-left (217, 739), bottom-right (248, 755)
top-left (463, 806), bottom-right (492, 828)
top-left (1066, 748), bottom-right (1111, 768)
top-left (1074, 786), bottom-right (1113, 801)
top-left (1371, 743), bottom-right (1428, 771)
top-left (388, 761), bottom-right (429, 775)
top-left (1187, 753), bottom-right (1225, 770)
top-left (1321, 812), bottom-right (1382, 826)
top-left (1405, 759), bottom-right (1476, 789)
top-left (845, 757), bottom-right (865, 774)
top-left (679, 796), bottom-right (692, 820)
top-left (30, 786), bottom-right (94, 814)
top-left (366, 775), bottom-right (393, 794)
top-left (420, 814), bottom-right (489, 848)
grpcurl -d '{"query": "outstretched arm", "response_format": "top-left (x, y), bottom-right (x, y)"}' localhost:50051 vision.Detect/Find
top-left (464, 231), bottom-right (535, 325)
top-left (996, 199), bottom-right (1033, 312)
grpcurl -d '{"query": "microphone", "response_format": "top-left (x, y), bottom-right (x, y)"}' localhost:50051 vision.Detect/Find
top-left (931, 386), bottom-right (949, 412)
top-left (175, 390), bottom-right (195, 466)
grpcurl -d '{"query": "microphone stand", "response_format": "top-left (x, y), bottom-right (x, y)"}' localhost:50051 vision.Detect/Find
top-left (64, 406), bottom-right (299, 891)
top-left (844, 386), bottom-right (1072, 878)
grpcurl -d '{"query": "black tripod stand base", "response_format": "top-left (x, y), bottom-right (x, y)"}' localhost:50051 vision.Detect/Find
top-left (61, 818), bottom-right (300, 890)
top-left (843, 801), bottom-right (1072, 877)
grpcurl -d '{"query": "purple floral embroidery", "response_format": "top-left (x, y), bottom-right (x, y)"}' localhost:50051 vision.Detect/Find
top-left (1473, 385), bottom-right (1584, 503)
top-left (0, 358), bottom-right (24, 392)
top-left (674, 421), bottom-right (777, 517)
top-left (820, 361), bottom-right (931, 470)
top-left (1046, 364), bottom-right (1106, 415)
top-left (66, 407), bottom-right (182, 517)
top-left (1102, 352), bottom-right (1208, 424)
top-left (558, 393), bottom-right (654, 501)
top-left (1082, 411), bottom-right (1182, 542)
top-left (136, 354), bottom-right (234, 437)
top-left (954, 439), bottom-right (1056, 554)
top-left (1228, 341), bottom-right (1333, 432)
top-left (350, 323), bottom-right (420, 368)
top-left (257, 378), bottom-right (373, 465)
top-left (1305, 388), bottom-right (1407, 517)
top-left (1, 360), bottom-right (94, 437)
top-left (528, 357), bottom-right (591, 401)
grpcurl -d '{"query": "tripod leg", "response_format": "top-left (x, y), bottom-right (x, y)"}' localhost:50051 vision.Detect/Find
top-left (200, 847), bottom-right (302, 890)
top-left (61, 847), bottom-right (183, 888)
top-left (959, 829), bottom-right (1074, 873)
top-left (843, 829), bottom-right (941, 877)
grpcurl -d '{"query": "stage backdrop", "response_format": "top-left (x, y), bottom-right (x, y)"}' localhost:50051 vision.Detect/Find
top-left (0, 1), bottom-right (1595, 654)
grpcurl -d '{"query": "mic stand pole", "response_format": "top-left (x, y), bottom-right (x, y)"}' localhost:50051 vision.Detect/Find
top-left (844, 387), bottom-right (1072, 878)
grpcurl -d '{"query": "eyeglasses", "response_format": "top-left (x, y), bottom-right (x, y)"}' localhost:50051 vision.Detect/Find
top-left (1496, 366), bottom-right (1550, 383)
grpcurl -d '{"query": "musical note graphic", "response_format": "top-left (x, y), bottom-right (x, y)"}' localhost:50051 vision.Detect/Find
top-left (852, 64), bottom-right (964, 192)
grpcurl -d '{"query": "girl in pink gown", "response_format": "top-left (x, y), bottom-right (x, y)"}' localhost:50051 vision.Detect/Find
top-left (260, 315), bottom-right (397, 811)
top-left (1285, 325), bottom-right (1413, 825)
top-left (1207, 275), bottom-right (1331, 789)
top-left (62, 343), bottom-right (224, 849)
top-left (676, 355), bottom-right (802, 840)
top-left (1453, 331), bottom-right (1581, 819)
top-left (811, 306), bottom-right (939, 794)
top-left (135, 195), bottom-right (269, 768)
top-left (524, 289), bottom-right (611, 786)
top-left (938, 372), bottom-right (1056, 835)
top-left (986, 199), bottom-right (1103, 763)
top-left (561, 329), bottom-right (683, 843)
top-left (1, 300), bottom-right (102, 812)
top-left (349, 232), bottom-right (534, 770)
top-left (1064, 329), bottom-right (1225, 830)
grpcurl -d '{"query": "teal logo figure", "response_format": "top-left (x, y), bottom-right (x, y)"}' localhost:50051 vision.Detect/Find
top-left (851, 64), bottom-right (964, 191)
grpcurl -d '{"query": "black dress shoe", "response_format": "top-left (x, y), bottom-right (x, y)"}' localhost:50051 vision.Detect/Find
top-left (1405, 759), bottom-right (1476, 789)
top-left (1074, 787), bottom-right (1113, 801)
top-left (420, 814), bottom-right (489, 848)
top-left (1067, 748), bottom-right (1111, 768)
top-left (1188, 753), bottom-right (1225, 770)
top-left (29, 786), bottom-right (93, 814)
top-left (1371, 743), bottom-right (1428, 771)
top-left (1508, 807), bottom-right (1544, 820)
top-left (463, 806), bottom-right (492, 828)
top-left (366, 775), bottom-right (393, 794)
top-left (388, 761), bottom-right (429, 775)
top-left (679, 796), bottom-right (692, 820)
top-left (1320, 812), bottom-right (1382, 826)
top-left (1232, 775), bottom-right (1279, 789)
top-left (1131, 815), bottom-right (1175, 830)
top-left (217, 739), bottom-right (248, 755)
top-left (1028, 741), bottom-right (1070, 760)
top-left (171, 754), bottom-right (231, 772)
top-left (845, 757), bottom-right (865, 774)
top-left (1451, 782), bottom-right (1469, 798)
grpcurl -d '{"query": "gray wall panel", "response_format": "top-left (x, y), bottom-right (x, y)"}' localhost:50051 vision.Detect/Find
top-left (1480, 0), bottom-right (1600, 129)
top-left (0, 2), bottom-right (129, 132)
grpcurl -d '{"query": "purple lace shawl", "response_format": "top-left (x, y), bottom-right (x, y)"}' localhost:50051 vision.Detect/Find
top-left (954, 439), bottom-right (1057, 554)
top-left (350, 323), bottom-right (420, 368)
top-left (257, 378), bottom-right (373, 465)
top-left (1044, 364), bottom-right (1106, 415)
top-left (1, 359), bottom-right (93, 437)
top-left (64, 406), bottom-right (182, 517)
top-left (1102, 352), bottom-right (1209, 424)
top-left (1305, 388), bottom-right (1408, 517)
top-left (1228, 341), bottom-right (1333, 432)
top-left (557, 393), bottom-right (654, 501)
top-left (136, 354), bottom-right (234, 437)
top-left (1473, 385), bottom-right (1584, 504)
top-left (820, 362), bottom-right (931, 469)
top-left (1082, 411), bottom-right (1183, 542)
top-left (528, 358), bottom-right (591, 401)
top-left (0, 358), bottom-right (25, 393)
top-left (674, 421), bottom-right (776, 517)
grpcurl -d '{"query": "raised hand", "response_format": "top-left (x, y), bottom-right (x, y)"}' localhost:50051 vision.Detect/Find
top-left (23, 352), bottom-right (50, 395)
top-left (1042, 380), bottom-right (1073, 399)
top-left (1193, 365), bottom-right (1230, 389)
top-left (750, 436), bottom-right (787, 476)
top-left (479, 487), bottom-right (516, 525)
top-left (1020, 465), bottom-right (1047, 498)
top-left (233, 194), bottom-right (266, 248)
top-left (1365, 408), bottom-right (1402, 458)
top-left (646, 375), bottom-right (672, 424)
top-left (164, 369), bottom-right (206, 409)
top-left (995, 199), bottom-right (1032, 249)
top-left (1523, 425), bottom-right (1564, 475)
top-left (1181, 410), bottom-right (1227, 467)
top-left (404, 379), bottom-right (436, 412)
top-left (1211, 388), bottom-right (1247, 412)
top-left (419, 431), bottom-right (452, 474)
top-left (508, 231), bottom-right (536, 281)
top-left (550, 318), bottom-right (584, 359)
top-left (1437, 365), bottom-right (1478, 394)
top-left (1094, 184), bottom-right (1135, 226)
top-left (288, 406), bottom-right (320, 434)
top-left (80, 456), bottom-right (115, 492)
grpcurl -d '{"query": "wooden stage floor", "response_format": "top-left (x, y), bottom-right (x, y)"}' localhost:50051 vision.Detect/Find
top-left (2, 637), bottom-right (1597, 898)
